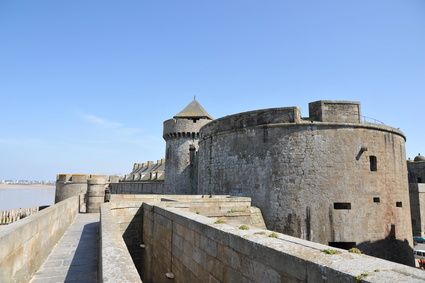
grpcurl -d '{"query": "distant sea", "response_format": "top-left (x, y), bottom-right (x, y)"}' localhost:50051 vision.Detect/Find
top-left (0, 185), bottom-right (55, 210)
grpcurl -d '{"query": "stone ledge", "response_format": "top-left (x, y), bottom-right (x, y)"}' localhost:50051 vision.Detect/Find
top-left (149, 204), bottom-right (425, 282)
top-left (100, 203), bottom-right (142, 283)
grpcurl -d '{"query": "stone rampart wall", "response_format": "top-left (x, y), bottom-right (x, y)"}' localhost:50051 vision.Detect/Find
top-left (99, 203), bottom-right (142, 283)
top-left (106, 194), bottom-right (262, 275)
top-left (141, 203), bottom-right (425, 283)
top-left (0, 195), bottom-right (81, 283)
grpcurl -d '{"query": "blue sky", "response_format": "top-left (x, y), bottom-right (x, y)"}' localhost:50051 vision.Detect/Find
top-left (0, 0), bottom-right (424, 180)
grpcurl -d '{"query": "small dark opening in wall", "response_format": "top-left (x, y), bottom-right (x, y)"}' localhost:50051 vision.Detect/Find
top-left (418, 177), bottom-right (423, 183)
top-left (396, 201), bottom-right (402, 208)
top-left (370, 156), bottom-right (377, 171)
top-left (373, 197), bottom-right (380, 203)
top-left (166, 148), bottom-right (170, 159)
top-left (390, 224), bottom-right (396, 239)
top-left (334, 202), bottom-right (351, 210)
top-left (328, 242), bottom-right (356, 250)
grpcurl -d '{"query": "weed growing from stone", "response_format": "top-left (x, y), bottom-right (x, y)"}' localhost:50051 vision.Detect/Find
top-left (269, 232), bottom-right (279, 238)
top-left (214, 219), bottom-right (226, 224)
top-left (322, 249), bottom-right (340, 255)
top-left (355, 272), bottom-right (368, 282)
top-left (239, 225), bottom-right (250, 230)
top-left (348, 248), bottom-right (362, 254)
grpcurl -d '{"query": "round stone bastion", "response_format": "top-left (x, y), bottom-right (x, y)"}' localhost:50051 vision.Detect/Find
top-left (197, 105), bottom-right (413, 265)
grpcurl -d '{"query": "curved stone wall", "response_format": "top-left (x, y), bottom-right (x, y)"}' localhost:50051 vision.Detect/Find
top-left (197, 108), bottom-right (413, 265)
top-left (87, 175), bottom-right (108, 213)
top-left (163, 118), bottom-right (210, 139)
top-left (55, 174), bottom-right (89, 203)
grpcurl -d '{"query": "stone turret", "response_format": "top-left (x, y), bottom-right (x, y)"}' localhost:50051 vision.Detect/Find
top-left (163, 99), bottom-right (213, 194)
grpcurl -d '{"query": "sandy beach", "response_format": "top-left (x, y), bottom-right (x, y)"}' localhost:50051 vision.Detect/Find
top-left (0, 184), bottom-right (55, 190)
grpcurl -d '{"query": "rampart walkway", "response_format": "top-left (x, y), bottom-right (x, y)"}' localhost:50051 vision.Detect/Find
top-left (30, 213), bottom-right (99, 283)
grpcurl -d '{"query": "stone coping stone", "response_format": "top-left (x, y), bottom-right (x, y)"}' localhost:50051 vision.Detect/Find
top-left (100, 203), bottom-right (142, 283)
top-left (200, 120), bottom-right (406, 141)
top-left (110, 194), bottom-right (249, 201)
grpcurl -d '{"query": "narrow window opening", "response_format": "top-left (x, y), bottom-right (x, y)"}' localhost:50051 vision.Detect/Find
top-left (328, 242), bottom-right (356, 250)
top-left (369, 156), bottom-right (377, 171)
top-left (418, 177), bottom-right (423, 183)
top-left (189, 144), bottom-right (196, 165)
top-left (334, 202), bottom-right (351, 210)
top-left (396, 201), bottom-right (402, 208)
top-left (166, 148), bottom-right (170, 159)
top-left (373, 197), bottom-right (380, 203)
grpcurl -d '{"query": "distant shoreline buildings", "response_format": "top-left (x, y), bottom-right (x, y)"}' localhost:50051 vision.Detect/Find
top-left (0, 180), bottom-right (55, 185)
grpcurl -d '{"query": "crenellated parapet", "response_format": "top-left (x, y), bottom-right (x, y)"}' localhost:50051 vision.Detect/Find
top-left (163, 118), bottom-right (210, 140)
top-left (55, 174), bottom-right (90, 204)
top-left (55, 174), bottom-right (119, 210)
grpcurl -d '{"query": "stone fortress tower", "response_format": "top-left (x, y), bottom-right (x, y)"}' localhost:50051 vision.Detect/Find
top-left (163, 99), bottom-right (213, 194)
top-left (197, 100), bottom-right (413, 265)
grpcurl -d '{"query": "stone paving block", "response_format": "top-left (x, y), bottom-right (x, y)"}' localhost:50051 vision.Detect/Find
top-left (29, 213), bottom-right (99, 283)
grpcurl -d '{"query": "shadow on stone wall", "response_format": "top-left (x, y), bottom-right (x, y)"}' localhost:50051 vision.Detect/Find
top-left (357, 236), bottom-right (415, 267)
top-left (122, 206), bottom-right (145, 277)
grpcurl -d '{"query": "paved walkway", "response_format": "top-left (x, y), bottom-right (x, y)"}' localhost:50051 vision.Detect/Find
top-left (30, 213), bottom-right (99, 283)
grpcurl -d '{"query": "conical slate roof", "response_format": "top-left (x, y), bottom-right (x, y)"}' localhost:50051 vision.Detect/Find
top-left (174, 99), bottom-right (213, 120)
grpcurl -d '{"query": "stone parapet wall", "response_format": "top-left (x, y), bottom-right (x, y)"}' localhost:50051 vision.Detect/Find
top-left (0, 195), bottom-right (81, 283)
top-left (200, 107), bottom-right (301, 138)
top-left (141, 203), bottom-right (425, 283)
top-left (105, 194), bottom-right (266, 277)
top-left (109, 182), bottom-right (166, 195)
top-left (99, 203), bottom-right (142, 283)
